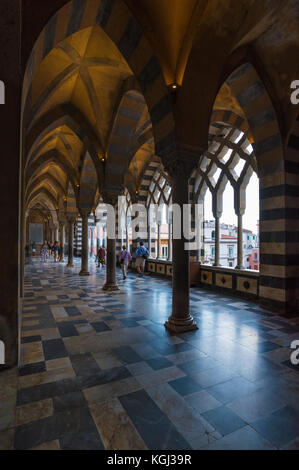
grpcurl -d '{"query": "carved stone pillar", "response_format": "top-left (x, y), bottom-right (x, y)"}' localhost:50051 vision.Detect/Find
top-left (67, 218), bottom-right (75, 268)
top-left (236, 213), bottom-right (245, 269)
top-left (79, 209), bottom-right (90, 276)
top-left (168, 223), bottom-right (173, 261)
top-left (157, 223), bottom-right (161, 259)
top-left (213, 215), bottom-right (221, 267)
top-left (163, 153), bottom-right (199, 334)
top-left (90, 226), bottom-right (95, 258)
top-left (59, 222), bottom-right (65, 262)
top-left (55, 226), bottom-right (59, 242)
top-left (102, 190), bottom-right (121, 291)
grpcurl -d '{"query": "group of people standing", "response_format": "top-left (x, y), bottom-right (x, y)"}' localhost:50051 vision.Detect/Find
top-left (41, 241), bottom-right (61, 263)
top-left (96, 242), bottom-right (149, 280)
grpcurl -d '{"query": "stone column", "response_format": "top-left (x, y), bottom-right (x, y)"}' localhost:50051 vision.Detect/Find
top-left (90, 226), bottom-right (95, 258)
top-left (213, 215), bottom-right (221, 267)
top-left (236, 213), bottom-right (245, 269)
top-left (164, 156), bottom-right (198, 334)
top-left (147, 223), bottom-right (152, 257)
top-left (157, 223), bottom-right (161, 259)
top-left (67, 218), bottom-right (75, 268)
top-left (59, 222), bottom-right (65, 262)
top-left (96, 220), bottom-right (101, 252)
top-left (103, 225), bottom-right (107, 248)
top-left (79, 209), bottom-right (90, 276)
top-left (168, 223), bottom-right (173, 261)
top-left (55, 226), bottom-right (59, 242)
top-left (0, 0), bottom-right (22, 368)
top-left (102, 192), bottom-right (120, 291)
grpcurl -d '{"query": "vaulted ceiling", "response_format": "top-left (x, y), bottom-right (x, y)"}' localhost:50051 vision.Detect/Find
top-left (22, 0), bottom-right (299, 226)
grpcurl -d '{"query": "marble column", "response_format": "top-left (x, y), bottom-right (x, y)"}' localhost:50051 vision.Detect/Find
top-left (102, 193), bottom-right (120, 291)
top-left (213, 215), bottom-right (221, 267)
top-left (236, 213), bottom-right (245, 269)
top-left (67, 218), bottom-right (75, 268)
top-left (55, 226), bottom-right (59, 242)
top-left (103, 225), bottom-right (107, 248)
top-left (164, 160), bottom-right (198, 334)
top-left (59, 223), bottom-right (65, 262)
top-left (147, 223), bottom-right (152, 257)
top-left (96, 221), bottom-right (101, 252)
top-left (79, 209), bottom-right (90, 276)
top-left (168, 223), bottom-right (173, 261)
top-left (90, 226), bottom-right (95, 258)
top-left (157, 223), bottom-right (161, 259)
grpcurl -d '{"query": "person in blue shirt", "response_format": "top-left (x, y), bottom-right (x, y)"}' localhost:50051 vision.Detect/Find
top-left (135, 242), bottom-right (149, 277)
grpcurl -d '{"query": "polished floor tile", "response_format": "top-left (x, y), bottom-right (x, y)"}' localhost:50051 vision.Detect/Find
top-left (0, 257), bottom-right (297, 450)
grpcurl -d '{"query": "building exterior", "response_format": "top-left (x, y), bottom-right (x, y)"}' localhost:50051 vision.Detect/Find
top-left (203, 221), bottom-right (259, 270)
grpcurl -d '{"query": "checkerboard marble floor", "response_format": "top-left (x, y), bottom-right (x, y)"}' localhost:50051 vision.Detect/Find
top-left (1, 257), bottom-right (299, 450)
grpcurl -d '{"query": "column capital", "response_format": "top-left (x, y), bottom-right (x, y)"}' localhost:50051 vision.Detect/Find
top-left (102, 191), bottom-right (121, 207)
top-left (161, 149), bottom-right (199, 179)
top-left (235, 209), bottom-right (245, 217)
top-left (79, 208), bottom-right (91, 219)
top-left (66, 215), bottom-right (77, 224)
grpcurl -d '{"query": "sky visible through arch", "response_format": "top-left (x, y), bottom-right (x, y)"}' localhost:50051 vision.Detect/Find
top-left (204, 173), bottom-right (259, 234)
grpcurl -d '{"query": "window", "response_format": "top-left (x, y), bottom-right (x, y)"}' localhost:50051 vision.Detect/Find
top-left (146, 166), bottom-right (172, 260)
top-left (228, 246), bottom-right (234, 258)
top-left (191, 125), bottom-right (259, 271)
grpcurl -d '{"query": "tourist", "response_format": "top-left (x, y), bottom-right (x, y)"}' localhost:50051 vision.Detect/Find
top-left (97, 245), bottom-right (106, 268)
top-left (31, 242), bottom-right (36, 256)
top-left (135, 242), bottom-right (149, 277)
top-left (53, 241), bottom-right (60, 263)
top-left (119, 245), bottom-right (132, 280)
top-left (41, 242), bottom-right (48, 263)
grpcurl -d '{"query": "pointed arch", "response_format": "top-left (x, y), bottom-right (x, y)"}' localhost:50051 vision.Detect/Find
top-left (22, 0), bottom-right (175, 157)
top-left (79, 152), bottom-right (98, 209)
top-left (66, 182), bottom-right (78, 218)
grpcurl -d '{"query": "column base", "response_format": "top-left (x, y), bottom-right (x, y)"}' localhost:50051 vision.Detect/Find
top-left (67, 263), bottom-right (74, 268)
top-left (79, 271), bottom-right (90, 276)
top-left (235, 265), bottom-right (245, 270)
top-left (103, 283), bottom-right (120, 292)
top-left (164, 315), bottom-right (199, 334)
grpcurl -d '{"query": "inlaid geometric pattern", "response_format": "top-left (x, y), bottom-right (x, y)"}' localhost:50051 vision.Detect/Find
top-left (192, 127), bottom-right (257, 205)
top-left (1, 258), bottom-right (298, 450)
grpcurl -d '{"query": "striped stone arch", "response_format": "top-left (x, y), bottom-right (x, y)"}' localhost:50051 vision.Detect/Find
top-left (27, 188), bottom-right (58, 215)
top-left (79, 152), bottom-right (98, 210)
top-left (23, 0), bottom-right (175, 156)
top-left (24, 106), bottom-right (103, 168)
top-left (106, 90), bottom-right (151, 186)
top-left (66, 182), bottom-right (78, 218)
top-left (226, 63), bottom-right (284, 175)
top-left (209, 110), bottom-right (251, 143)
top-left (227, 63), bottom-right (288, 314)
top-left (138, 157), bottom-right (161, 203)
top-left (25, 173), bottom-right (67, 205)
top-left (25, 149), bottom-right (79, 193)
top-left (27, 194), bottom-right (59, 228)
top-left (271, 115), bottom-right (299, 315)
